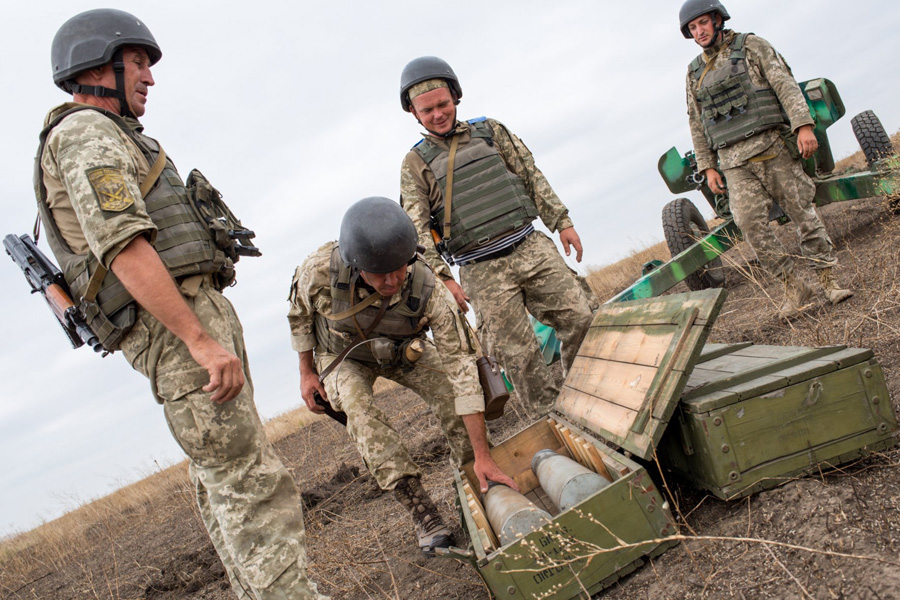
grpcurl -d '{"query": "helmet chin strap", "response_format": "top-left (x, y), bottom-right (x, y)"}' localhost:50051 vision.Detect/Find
top-left (67, 49), bottom-right (136, 118)
top-left (703, 14), bottom-right (725, 49)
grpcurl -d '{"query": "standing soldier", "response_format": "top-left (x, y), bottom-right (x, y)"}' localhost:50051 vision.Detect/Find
top-left (36, 10), bottom-right (327, 599)
top-left (288, 197), bottom-right (517, 556)
top-left (680, 0), bottom-right (853, 319)
top-left (399, 56), bottom-right (595, 418)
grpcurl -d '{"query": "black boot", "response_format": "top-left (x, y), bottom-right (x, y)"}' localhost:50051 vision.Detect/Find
top-left (393, 476), bottom-right (454, 556)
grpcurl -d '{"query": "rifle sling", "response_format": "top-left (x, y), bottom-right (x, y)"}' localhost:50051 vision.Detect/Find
top-left (83, 148), bottom-right (168, 303)
top-left (441, 134), bottom-right (460, 244)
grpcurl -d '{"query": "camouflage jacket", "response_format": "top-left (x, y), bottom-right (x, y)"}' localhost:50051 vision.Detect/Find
top-left (400, 118), bottom-right (574, 280)
top-left (686, 30), bottom-right (815, 171)
top-left (40, 102), bottom-right (157, 267)
top-left (287, 241), bottom-right (485, 415)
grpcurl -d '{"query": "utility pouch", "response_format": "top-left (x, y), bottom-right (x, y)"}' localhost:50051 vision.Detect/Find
top-left (477, 355), bottom-right (510, 421)
top-left (780, 130), bottom-right (801, 160)
top-left (457, 307), bottom-right (510, 420)
top-left (185, 169), bottom-right (261, 265)
top-left (369, 338), bottom-right (397, 366)
top-left (779, 131), bottom-right (817, 177)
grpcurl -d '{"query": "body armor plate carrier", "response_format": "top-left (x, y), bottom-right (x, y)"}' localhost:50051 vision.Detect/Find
top-left (314, 246), bottom-right (435, 367)
top-left (690, 33), bottom-right (789, 150)
top-left (34, 106), bottom-right (244, 351)
top-left (413, 118), bottom-right (539, 259)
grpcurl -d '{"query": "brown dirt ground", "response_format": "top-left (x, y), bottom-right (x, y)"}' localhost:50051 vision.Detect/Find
top-left (4, 197), bottom-right (900, 600)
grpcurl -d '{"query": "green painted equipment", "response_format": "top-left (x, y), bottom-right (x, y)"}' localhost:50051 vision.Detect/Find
top-left (660, 342), bottom-right (898, 499)
top-left (443, 290), bottom-right (725, 599)
top-left (613, 78), bottom-right (898, 304)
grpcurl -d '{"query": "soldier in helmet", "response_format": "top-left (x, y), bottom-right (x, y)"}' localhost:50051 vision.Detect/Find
top-left (680, 0), bottom-right (853, 319)
top-left (37, 10), bottom-right (327, 599)
top-left (398, 56), bottom-right (596, 418)
top-left (287, 197), bottom-right (517, 556)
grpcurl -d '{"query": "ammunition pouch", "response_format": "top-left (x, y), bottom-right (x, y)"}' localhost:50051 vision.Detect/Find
top-left (778, 130), bottom-right (818, 178)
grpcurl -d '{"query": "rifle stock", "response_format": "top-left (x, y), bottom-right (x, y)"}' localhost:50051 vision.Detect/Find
top-left (4, 233), bottom-right (103, 352)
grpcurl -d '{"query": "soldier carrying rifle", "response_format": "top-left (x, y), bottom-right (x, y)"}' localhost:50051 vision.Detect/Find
top-left (17, 9), bottom-right (327, 599)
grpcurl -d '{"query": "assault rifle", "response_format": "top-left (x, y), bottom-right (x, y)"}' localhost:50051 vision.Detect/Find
top-left (4, 233), bottom-right (102, 352)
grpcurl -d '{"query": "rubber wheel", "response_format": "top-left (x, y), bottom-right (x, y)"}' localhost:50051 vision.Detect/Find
top-left (851, 110), bottom-right (894, 168)
top-left (662, 197), bottom-right (726, 291)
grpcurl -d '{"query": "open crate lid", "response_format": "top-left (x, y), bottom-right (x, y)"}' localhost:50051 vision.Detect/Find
top-left (555, 288), bottom-right (726, 461)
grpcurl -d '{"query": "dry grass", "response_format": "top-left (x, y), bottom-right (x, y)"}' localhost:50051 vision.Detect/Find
top-left (585, 240), bottom-right (671, 302)
top-left (833, 129), bottom-right (900, 173)
top-left (0, 407), bottom-right (319, 595)
top-left (0, 460), bottom-right (193, 594)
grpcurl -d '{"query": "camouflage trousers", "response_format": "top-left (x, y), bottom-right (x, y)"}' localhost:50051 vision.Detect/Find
top-left (316, 340), bottom-right (473, 490)
top-left (122, 283), bottom-right (327, 600)
top-left (460, 231), bottom-right (594, 418)
top-left (725, 138), bottom-right (836, 279)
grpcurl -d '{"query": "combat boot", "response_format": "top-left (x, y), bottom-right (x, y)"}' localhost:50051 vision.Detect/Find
top-left (817, 267), bottom-right (854, 305)
top-left (394, 476), bottom-right (454, 556)
top-left (779, 272), bottom-right (815, 321)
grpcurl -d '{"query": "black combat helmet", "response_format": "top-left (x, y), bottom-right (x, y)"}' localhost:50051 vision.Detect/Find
top-left (51, 9), bottom-right (161, 117)
top-left (679, 0), bottom-right (730, 38)
top-left (339, 197), bottom-right (419, 274)
top-left (400, 56), bottom-right (462, 112)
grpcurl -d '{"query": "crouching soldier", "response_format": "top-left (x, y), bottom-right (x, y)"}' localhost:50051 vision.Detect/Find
top-left (287, 197), bottom-right (517, 556)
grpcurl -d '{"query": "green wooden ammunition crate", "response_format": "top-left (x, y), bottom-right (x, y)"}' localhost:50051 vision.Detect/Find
top-left (659, 342), bottom-right (899, 499)
top-left (444, 289), bottom-right (727, 599)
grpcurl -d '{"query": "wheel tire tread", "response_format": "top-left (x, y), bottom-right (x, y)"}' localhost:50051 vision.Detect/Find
top-left (851, 110), bottom-right (894, 168)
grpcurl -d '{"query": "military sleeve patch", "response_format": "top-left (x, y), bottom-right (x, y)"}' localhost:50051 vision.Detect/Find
top-left (86, 166), bottom-right (136, 213)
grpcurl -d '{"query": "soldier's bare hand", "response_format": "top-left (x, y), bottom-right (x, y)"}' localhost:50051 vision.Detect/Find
top-left (705, 168), bottom-right (726, 194)
top-left (191, 337), bottom-right (244, 404)
top-left (300, 375), bottom-right (327, 414)
top-left (443, 279), bottom-right (470, 313)
top-left (559, 227), bottom-right (583, 262)
top-left (473, 456), bottom-right (519, 494)
top-left (797, 125), bottom-right (818, 159)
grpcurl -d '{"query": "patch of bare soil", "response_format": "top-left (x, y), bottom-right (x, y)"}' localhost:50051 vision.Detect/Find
top-left (4, 199), bottom-right (899, 600)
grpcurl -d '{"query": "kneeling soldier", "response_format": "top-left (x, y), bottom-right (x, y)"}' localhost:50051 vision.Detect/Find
top-left (287, 197), bottom-right (516, 555)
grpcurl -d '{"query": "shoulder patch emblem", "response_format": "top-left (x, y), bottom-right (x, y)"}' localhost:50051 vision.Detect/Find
top-left (86, 166), bottom-right (135, 212)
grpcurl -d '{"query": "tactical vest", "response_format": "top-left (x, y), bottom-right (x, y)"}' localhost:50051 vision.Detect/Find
top-left (34, 106), bottom-right (234, 351)
top-left (314, 246), bottom-right (434, 366)
top-left (413, 118), bottom-right (539, 258)
top-left (690, 33), bottom-right (789, 150)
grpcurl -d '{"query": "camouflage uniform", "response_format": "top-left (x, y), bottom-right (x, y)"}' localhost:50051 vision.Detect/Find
top-left (288, 242), bottom-right (483, 490)
top-left (39, 104), bottom-right (327, 600)
top-left (401, 119), bottom-right (594, 417)
top-left (686, 31), bottom-right (837, 278)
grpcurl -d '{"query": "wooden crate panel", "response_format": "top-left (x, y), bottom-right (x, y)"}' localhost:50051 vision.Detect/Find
top-left (724, 368), bottom-right (882, 473)
top-left (454, 417), bottom-right (677, 600)
top-left (576, 323), bottom-right (676, 366)
top-left (559, 290), bottom-right (725, 459)
top-left (661, 342), bottom-right (897, 500)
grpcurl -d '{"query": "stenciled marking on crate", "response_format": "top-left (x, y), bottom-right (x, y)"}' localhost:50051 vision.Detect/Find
top-left (529, 527), bottom-right (579, 586)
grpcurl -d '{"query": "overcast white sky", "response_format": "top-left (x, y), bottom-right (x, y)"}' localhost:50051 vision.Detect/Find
top-left (2, 0), bottom-right (899, 537)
